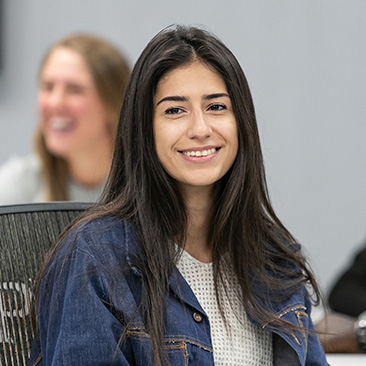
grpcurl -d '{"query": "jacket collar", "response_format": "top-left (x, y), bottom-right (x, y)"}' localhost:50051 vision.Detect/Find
top-left (168, 268), bottom-right (207, 315)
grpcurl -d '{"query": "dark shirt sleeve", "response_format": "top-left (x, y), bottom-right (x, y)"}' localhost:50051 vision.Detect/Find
top-left (328, 246), bottom-right (366, 317)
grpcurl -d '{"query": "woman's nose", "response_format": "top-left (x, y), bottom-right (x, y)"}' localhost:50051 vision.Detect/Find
top-left (187, 111), bottom-right (212, 139)
top-left (47, 88), bottom-right (66, 109)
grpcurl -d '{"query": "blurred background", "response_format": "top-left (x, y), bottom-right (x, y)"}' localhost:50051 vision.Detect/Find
top-left (0, 0), bottom-right (365, 298)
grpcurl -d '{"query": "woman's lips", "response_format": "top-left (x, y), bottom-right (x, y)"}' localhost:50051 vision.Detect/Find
top-left (179, 147), bottom-right (220, 161)
top-left (182, 148), bottom-right (217, 157)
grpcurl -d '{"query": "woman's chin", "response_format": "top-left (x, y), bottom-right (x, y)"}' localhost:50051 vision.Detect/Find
top-left (45, 141), bottom-right (72, 159)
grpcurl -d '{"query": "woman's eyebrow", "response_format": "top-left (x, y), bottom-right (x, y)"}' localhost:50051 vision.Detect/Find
top-left (156, 92), bottom-right (229, 106)
top-left (203, 93), bottom-right (230, 100)
top-left (156, 95), bottom-right (188, 105)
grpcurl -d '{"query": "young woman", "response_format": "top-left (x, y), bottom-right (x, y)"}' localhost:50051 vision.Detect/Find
top-left (0, 34), bottom-right (130, 203)
top-left (29, 26), bottom-right (328, 365)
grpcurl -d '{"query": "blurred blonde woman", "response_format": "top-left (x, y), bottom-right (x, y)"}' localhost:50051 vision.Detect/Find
top-left (0, 33), bottom-right (130, 203)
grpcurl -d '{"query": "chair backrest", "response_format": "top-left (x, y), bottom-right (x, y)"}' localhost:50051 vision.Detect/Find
top-left (0, 202), bottom-right (91, 366)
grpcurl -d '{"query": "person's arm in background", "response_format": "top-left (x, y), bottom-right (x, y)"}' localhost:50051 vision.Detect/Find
top-left (314, 245), bottom-right (366, 353)
top-left (328, 246), bottom-right (366, 317)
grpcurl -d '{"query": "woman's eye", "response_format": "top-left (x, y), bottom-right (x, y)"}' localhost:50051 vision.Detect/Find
top-left (40, 82), bottom-right (53, 92)
top-left (165, 107), bottom-right (183, 115)
top-left (66, 84), bottom-right (85, 94)
top-left (208, 104), bottom-right (227, 111)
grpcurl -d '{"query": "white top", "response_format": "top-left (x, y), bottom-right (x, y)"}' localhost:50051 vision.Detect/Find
top-left (0, 154), bottom-right (104, 205)
top-left (176, 250), bottom-right (273, 366)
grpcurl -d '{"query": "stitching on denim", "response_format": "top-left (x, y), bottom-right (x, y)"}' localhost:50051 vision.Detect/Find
top-left (165, 343), bottom-right (184, 350)
top-left (30, 352), bottom-right (42, 366)
top-left (295, 311), bottom-right (308, 358)
top-left (289, 331), bottom-right (300, 345)
top-left (127, 325), bottom-right (146, 331)
top-left (265, 304), bottom-right (307, 345)
top-left (126, 329), bottom-right (150, 338)
top-left (277, 304), bottom-right (307, 318)
top-left (262, 303), bottom-right (307, 329)
top-left (126, 328), bottom-right (213, 352)
top-left (126, 325), bottom-right (212, 351)
top-left (296, 311), bottom-right (308, 319)
top-left (164, 342), bottom-right (188, 365)
top-left (165, 337), bottom-right (212, 352)
top-left (182, 342), bottom-right (189, 366)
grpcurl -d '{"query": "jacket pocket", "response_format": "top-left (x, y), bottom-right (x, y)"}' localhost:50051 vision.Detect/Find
top-left (165, 341), bottom-right (188, 366)
top-left (126, 327), bottom-right (189, 365)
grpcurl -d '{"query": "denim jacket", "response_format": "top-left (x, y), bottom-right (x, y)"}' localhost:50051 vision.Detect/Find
top-left (29, 217), bottom-right (328, 366)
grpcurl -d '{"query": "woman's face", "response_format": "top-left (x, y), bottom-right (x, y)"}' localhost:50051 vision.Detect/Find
top-left (153, 61), bottom-right (238, 191)
top-left (38, 47), bottom-right (110, 159)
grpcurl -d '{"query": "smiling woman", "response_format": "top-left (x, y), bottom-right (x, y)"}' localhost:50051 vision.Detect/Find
top-left (38, 47), bottom-right (111, 165)
top-left (0, 33), bottom-right (130, 204)
top-left (29, 25), bottom-right (328, 366)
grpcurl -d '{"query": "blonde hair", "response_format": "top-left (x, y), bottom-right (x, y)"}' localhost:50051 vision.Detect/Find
top-left (34, 34), bottom-right (130, 201)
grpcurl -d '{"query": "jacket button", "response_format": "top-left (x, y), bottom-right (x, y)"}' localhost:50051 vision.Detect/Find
top-left (193, 312), bottom-right (202, 323)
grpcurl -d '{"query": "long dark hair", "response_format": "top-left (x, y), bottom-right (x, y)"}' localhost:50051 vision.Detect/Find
top-left (32, 25), bottom-right (321, 365)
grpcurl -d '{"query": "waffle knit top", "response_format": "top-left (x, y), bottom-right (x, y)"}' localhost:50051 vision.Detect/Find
top-left (176, 249), bottom-right (273, 365)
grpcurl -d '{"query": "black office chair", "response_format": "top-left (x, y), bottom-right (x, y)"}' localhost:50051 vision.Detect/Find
top-left (0, 202), bottom-right (91, 366)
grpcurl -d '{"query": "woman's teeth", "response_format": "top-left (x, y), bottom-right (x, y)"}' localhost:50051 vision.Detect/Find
top-left (183, 148), bottom-right (217, 157)
top-left (49, 117), bottom-right (73, 131)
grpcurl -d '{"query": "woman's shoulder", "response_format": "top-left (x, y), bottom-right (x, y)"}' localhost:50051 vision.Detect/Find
top-left (0, 154), bottom-right (44, 204)
top-left (76, 216), bottom-right (134, 241)
top-left (0, 154), bottom-right (41, 174)
top-left (45, 216), bottom-right (139, 282)
top-left (62, 216), bottom-right (139, 262)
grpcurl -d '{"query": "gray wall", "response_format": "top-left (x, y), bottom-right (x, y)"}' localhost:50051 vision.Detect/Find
top-left (1, 0), bottom-right (366, 297)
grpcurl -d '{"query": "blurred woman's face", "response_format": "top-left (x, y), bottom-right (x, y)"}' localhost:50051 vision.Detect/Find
top-left (38, 47), bottom-right (110, 159)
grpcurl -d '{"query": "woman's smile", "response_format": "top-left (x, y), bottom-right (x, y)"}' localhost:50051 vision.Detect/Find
top-left (47, 116), bottom-right (75, 132)
top-left (180, 147), bottom-right (218, 158)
